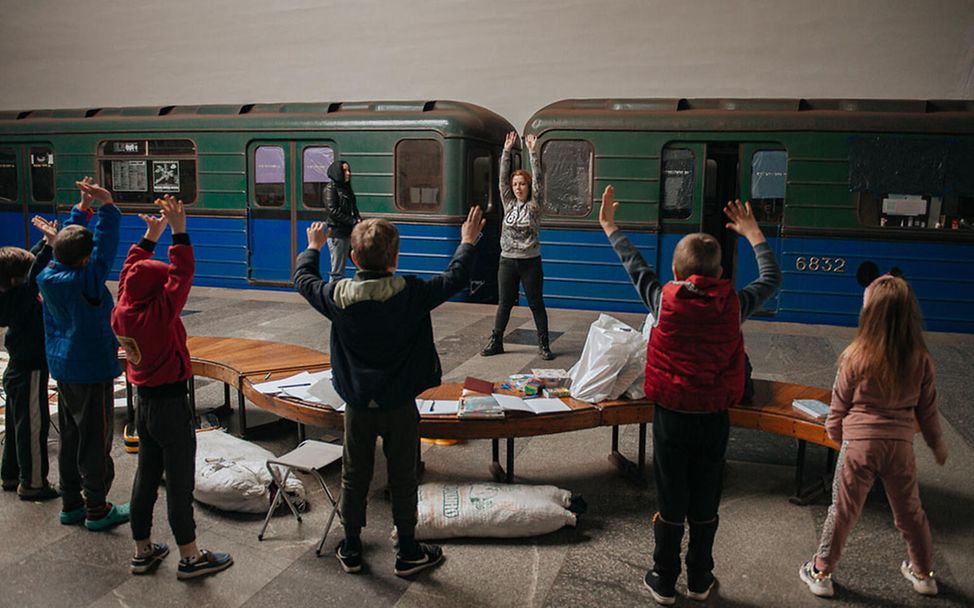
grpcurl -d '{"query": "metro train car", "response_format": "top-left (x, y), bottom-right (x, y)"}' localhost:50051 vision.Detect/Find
top-left (0, 100), bottom-right (510, 301)
top-left (522, 98), bottom-right (974, 332)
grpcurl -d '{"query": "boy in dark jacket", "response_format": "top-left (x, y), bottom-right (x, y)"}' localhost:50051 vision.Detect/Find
top-left (600, 186), bottom-right (781, 605)
top-left (0, 216), bottom-right (60, 500)
top-left (111, 195), bottom-right (233, 579)
top-left (37, 178), bottom-right (129, 531)
top-left (294, 206), bottom-right (484, 577)
top-left (323, 159), bottom-right (361, 282)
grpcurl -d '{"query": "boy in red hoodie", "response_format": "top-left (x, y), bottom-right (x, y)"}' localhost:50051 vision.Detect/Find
top-left (600, 187), bottom-right (781, 605)
top-left (111, 196), bottom-right (232, 580)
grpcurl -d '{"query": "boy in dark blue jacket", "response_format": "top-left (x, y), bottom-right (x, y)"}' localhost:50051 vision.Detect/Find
top-left (0, 216), bottom-right (60, 500)
top-left (37, 178), bottom-right (129, 530)
top-left (293, 206), bottom-right (484, 577)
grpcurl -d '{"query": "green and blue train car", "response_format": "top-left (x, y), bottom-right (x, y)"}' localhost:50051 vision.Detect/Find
top-left (523, 98), bottom-right (974, 332)
top-left (0, 100), bottom-right (511, 300)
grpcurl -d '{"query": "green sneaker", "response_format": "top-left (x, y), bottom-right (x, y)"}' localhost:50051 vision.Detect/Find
top-left (60, 506), bottom-right (86, 525)
top-left (85, 503), bottom-right (130, 531)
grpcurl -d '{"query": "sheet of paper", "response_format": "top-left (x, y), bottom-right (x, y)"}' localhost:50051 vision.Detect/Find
top-left (306, 376), bottom-right (345, 410)
top-left (281, 385), bottom-right (322, 404)
top-left (427, 400), bottom-right (459, 414)
top-left (526, 398), bottom-right (572, 414)
top-left (492, 393), bottom-right (534, 413)
top-left (253, 370), bottom-right (322, 394)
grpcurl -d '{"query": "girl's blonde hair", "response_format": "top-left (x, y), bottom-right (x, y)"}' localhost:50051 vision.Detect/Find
top-left (841, 276), bottom-right (927, 399)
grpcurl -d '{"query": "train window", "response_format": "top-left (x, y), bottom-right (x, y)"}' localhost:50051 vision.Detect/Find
top-left (468, 149), bottom-right (492, 210)
top-left (0, 148), bottom-right (16, 202)
top-left (254, 145), bottom-right (286, 207)
top-left (30, 147), bottom-right (55, 202)
top-left (750, 150), bottom-right (786, 223)
top-left (661, 148), bottom-right (694, 219)
top-left (540, 140), bottom-right (593, 216)
top-left (98, 139), bottom-right (197, 204)
top-left (301, 146), bottom-right (334, 208)
top-left (395, 139), bottom-right (442, 210)
top-left (859, 192), bottom-right (974, 231)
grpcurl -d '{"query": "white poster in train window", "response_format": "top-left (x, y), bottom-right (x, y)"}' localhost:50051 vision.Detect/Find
top-left (112, 160), bottom-right (147, 192)
top-left (153, 161), bottom-right (180, 192)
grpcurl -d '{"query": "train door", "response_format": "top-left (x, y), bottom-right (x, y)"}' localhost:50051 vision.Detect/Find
top-left (0, 143), bottom-right (56, 248)
top-left (658, 143), bottom-right (739, 281)
top-left (247, 140), bottom-right (334, 285)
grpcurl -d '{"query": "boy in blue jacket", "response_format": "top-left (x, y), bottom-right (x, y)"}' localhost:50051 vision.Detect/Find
top-left (37, 178), bottom-right (129, 530)
top-left (293, 206), bottom-right (484, 577)
top-left (0, 216), bottom-right (60, 500)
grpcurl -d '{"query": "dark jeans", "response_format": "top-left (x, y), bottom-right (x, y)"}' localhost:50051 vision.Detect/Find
top-left (1, 365), bottom-right (50, 489)
top-left (339, 402), bottom-right (420, 536)
top-left (57, 381), bottom-right (116, 514)
top-left (493, 255), bottom-right (548, 335)
top-left (130, 392), bottom-right (197, 546)
top-left (652, 405), bottom-right (729, 579)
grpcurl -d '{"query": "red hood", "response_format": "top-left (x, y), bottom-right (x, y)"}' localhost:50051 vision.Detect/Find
top-left (121, 259), bottom-right (170, 303)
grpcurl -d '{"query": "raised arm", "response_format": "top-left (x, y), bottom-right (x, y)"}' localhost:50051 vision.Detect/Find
top-left (159, 196), bottom-right (195, 319)
top-left (498, 131), bottom-right (516, 208)
top-left (725, 200), bottom-right (782, 320)
top-left (28, 217), bottom-right (57, 285)
top-left (77, 180), bottom-right (120, 285)
top-left (293, 221), bottom-right (333, 318)
top-left (525, 134), bottom-right (542, 204)
top-left (600, 185), bottom-right (663, 315)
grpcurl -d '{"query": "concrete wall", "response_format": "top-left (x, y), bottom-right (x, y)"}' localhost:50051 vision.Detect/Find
top-left (1, 0), bottom-right (971, 130)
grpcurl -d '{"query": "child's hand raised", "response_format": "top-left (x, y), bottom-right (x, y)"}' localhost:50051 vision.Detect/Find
top-left (138, 211), bottom-right (168, 242)
top-left (599, 185), bottom-right (619, 237)
top-left (461, 205), bottom-right (486, 245)
top-left (724, 199), bottom-right (765, 245)
top-left (158, 195), bottom-right (187, 234)
top-left (76, 178), bottom-right (114, 206)
top-left (307, 221), bottom-right (327, 251)
top-left (77, 176), bottom-right (94, 210)
top-left (32, 216), bottom-right (60, 244)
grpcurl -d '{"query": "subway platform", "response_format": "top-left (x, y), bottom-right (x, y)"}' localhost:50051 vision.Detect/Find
top-left (1, 284), bottom-right (972, 608)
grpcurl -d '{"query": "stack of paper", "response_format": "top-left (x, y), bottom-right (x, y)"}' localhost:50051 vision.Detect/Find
top-left (253, 370), bottom-right (345, 411)
top-left (792, 399), bottom-right (830, 419)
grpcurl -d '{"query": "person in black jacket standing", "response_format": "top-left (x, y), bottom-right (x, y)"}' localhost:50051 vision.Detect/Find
top-left (324, 160), bottom-right (362, 282)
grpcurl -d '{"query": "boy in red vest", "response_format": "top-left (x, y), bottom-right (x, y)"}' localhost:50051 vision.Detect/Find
top-left (600, 186), bottom-right (781, 605)
top-left (111, 196), bottom-right (232, 580)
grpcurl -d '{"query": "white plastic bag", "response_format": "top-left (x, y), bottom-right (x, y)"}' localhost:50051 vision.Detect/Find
top-left (568, 314), bottom-right (646, 402)
top-left (621, 312), bottom-right (655, 400)
top-left (194, 431), bottom-right (305, 513)
top-left (414, 482), bottom-right (576, 540)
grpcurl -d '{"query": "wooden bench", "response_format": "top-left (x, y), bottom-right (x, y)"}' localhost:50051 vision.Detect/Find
top-left (134, 336), bottom-right (837, 502)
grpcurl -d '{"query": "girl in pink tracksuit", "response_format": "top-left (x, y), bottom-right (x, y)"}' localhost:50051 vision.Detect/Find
top-left (800, 275), bottom-right (949, 598)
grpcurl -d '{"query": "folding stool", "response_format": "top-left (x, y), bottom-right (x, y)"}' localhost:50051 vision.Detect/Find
top-left (258, 440), bottom-right (343, 556)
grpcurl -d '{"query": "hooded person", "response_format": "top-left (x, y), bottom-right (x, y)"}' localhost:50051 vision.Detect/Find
top-left (323, 160), bottom-right (362, 282)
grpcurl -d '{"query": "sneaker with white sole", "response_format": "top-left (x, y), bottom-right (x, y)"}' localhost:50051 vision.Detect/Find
top-left (177, 550), bottom-right (233, 580)
top-left (643, 570), bottom-right (677, 605)
top-left (799, 561), bottom-right (834, 597)
top-left (686, 571), bottom-right (716, 601)
top-left (394, 543), bottom-right (443, 577)
top-left (900, 561), bottom-right (938, 596)
top-left (335, 540), bottom-right (363, 574)
top-left (131, 543), bottom-right (169, 574)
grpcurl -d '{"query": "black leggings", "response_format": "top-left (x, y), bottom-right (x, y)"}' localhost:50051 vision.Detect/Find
top-left (493, 256), bottom-right (548, 335)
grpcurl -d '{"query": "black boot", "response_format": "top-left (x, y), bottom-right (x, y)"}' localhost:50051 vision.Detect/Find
top-left (480, 331), bottom-right (504, 357)
top-left (686, 516), bottom-right (719, 600)
top-left (537, 331), bottom-right (554, 360)
top-left (646, 513), bottom-right (684, 605)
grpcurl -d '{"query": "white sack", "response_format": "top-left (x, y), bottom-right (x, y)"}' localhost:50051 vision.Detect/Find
top-left (622, 312), bottom-right (655, 400)
top-left (194, 430), bottom-right (305, 513)
top-left (569, 314), bottom-right (645, 402)
top-left (415, 482), bottom-right (576, 540)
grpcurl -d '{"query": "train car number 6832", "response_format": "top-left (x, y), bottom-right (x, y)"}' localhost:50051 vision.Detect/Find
top-left (795, 256), bottom-right (846, 273)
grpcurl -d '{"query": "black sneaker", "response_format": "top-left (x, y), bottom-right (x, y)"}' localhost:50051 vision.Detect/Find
top-left (177, 550), bottom-right (233, 580)
top-left (686, 571), bottom-right (716, 601)
top-left (335, 540), bottom-right (363, 574)
top-left (18, 483), bottom-right (60, 501)
top-left (644, 570), bottom-right (676, 605)
top-left (394, 543), bottom-right (443, 577)
top-left (131, 543), bottom-right (169, 574)
top-left (1, 479), bottom-right (18, 491)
